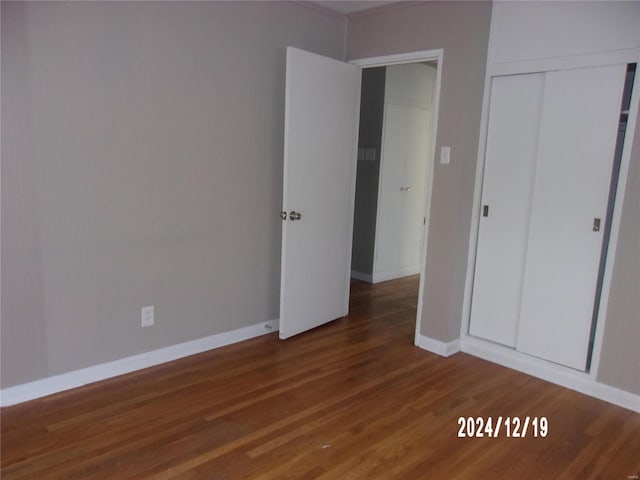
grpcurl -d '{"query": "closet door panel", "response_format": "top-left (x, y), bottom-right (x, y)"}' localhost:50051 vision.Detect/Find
top-left (516, 64), bottom-right (626, 370)
top-left (469, 73), bottom-right (545, 346)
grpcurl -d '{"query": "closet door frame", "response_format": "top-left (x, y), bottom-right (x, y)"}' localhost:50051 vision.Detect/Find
top-left (460, 49), bottom-right (640, 383)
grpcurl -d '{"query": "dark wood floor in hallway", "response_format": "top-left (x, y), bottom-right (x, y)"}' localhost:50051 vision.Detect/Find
top-left (2, 276), bottom-right (639, 479)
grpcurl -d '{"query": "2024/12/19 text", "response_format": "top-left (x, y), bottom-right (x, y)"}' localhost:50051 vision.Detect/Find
top-left (457, 416), bottom-right (549, 438)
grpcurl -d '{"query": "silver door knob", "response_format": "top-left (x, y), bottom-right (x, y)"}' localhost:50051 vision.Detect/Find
top-left (280, 211), bottom-right (287, 220)
top-left (289, 211), bottom-right (302, 221)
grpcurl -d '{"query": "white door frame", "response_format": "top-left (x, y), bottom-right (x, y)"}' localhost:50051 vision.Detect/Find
top-left (349, 49), bottom-right (444, 347)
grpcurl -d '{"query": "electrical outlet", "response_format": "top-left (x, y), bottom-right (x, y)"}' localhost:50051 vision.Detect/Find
top-left (141, 305), bottom-right (154, 327)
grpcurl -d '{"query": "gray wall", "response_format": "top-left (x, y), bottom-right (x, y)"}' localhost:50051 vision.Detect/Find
top-left (351, 67), bottom-right (385, 276)
top-left (1, 1), bottom-right (346, 388)
top-left (3, 0), bottom-right (637, 399)
top-left (597, 113), bottom-right (640, 395)
top-left (348, 1), bottom-right (493, 340)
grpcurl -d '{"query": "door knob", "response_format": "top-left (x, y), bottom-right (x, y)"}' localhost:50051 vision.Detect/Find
top-left (280, 211), bottom-right (287, 220)
top-left (289, 211), bottom-right (302, 221)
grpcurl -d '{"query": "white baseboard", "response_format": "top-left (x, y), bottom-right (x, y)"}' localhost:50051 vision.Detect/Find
top-left (416, 334), bottom-right (461, 357)
top-left (351, 270), bottom-right (373, 283)
top-left (372, 265), bottom-right (420, 284)
top-left (460, 336), bottom-right (640, 414)
top-left (0, 319), bottom-right (279, 407)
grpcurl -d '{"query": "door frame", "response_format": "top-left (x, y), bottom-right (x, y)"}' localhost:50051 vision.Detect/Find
top-left (349, 49), bottom-right (444, 347)
top-left (460, 50), bottom-right (640, 383)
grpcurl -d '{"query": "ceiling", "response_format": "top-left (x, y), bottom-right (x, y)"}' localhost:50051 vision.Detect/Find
top-left (311, 1), bottom-right (400, 15)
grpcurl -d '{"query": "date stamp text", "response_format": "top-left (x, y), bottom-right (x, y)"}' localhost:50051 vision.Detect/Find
top-left (457, 416), bottom-right (548, 438)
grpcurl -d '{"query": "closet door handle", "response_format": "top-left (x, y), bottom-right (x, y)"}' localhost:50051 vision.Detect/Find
top-left (483, 205), bottom-right (489, 217)
top-left (593, 218), bottom-right (601, 232)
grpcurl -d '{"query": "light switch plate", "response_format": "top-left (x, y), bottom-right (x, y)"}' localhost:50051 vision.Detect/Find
top-left (440, 146), bottom-right (451, 165)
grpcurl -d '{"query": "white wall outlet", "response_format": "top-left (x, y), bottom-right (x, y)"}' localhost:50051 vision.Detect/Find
top-left (141, 305), bottom-right (154, 327)
top-left (440, 146), bottom-right (451, 165)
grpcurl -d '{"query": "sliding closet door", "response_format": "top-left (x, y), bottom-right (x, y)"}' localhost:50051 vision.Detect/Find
top-left (469, 73), bottom-right (544, 346)
top-left (516, 64), bottom-right (626, 370)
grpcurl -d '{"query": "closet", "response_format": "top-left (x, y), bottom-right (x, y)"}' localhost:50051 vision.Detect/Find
top-left (469, 63), bottom-right (632, 371)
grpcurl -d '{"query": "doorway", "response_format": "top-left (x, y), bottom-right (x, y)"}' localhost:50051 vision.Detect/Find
top-left (351, 62), bottom-right (436, 283)
top-left (349, 51), bottom-right (443, 346)
top-left (278, 48), bottom-right (442, 344)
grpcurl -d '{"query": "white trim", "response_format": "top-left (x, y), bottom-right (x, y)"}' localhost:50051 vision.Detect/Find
top-left (371, 98), bottom-right (388, 286)
top-left (350, 270), bottom-right (373, 283)
top-left (349, 49), bottom-right (444, 349)
top-left (0, 320), bottom-right (279, 407)
top-left (350, 49), bottom-right (443, 68)
top-left (461, 336), bottom-right (640, 413)
top-left (416, 334), bottom-right (461, 357)
top-left (488, 48), bottom-right (640, 77)
top-left (372, 266), bottom-right (420, 284)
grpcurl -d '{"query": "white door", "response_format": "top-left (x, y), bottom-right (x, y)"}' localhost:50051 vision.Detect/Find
top-left (375, 104), bottom-right (431, 277)
top-left (470, 63), bottom-right (626, 371)
top-left (279, 47), bottom-right (361, 339)
top-left (469, 73), bottom-right (545, 346)
top-left (516, 64), bottom-right (626, 370)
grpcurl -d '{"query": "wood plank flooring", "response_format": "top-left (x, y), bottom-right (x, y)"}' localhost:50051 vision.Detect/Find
top-left (2, 276), bottom-right (639, 479)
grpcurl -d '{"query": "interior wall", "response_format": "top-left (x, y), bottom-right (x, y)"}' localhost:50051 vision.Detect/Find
top-left (384, 63), bottom-right (436, 109)
top-left (348, 1), bottom-right (493, 340)
top-left (487, 0), bottom-right (640, 398)
top-left (1, 1), bottom-right (346, 388)
top-left (488, 1), bottom-right (640, 65)
top-left (597, 109), bottom-right (640, 396)
top-left (351, 67), bottom-right (386, 276)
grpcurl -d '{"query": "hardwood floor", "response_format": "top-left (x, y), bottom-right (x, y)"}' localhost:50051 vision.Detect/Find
top-left (2, 276), bottom-right (639, 479)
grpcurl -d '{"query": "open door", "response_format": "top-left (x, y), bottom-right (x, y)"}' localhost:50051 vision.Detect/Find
top-left (279, 47), bottom-right (361, 339)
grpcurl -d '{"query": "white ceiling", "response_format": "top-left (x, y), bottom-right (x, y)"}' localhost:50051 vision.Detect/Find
top-left (311, 1), bottom-right (399, 15)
